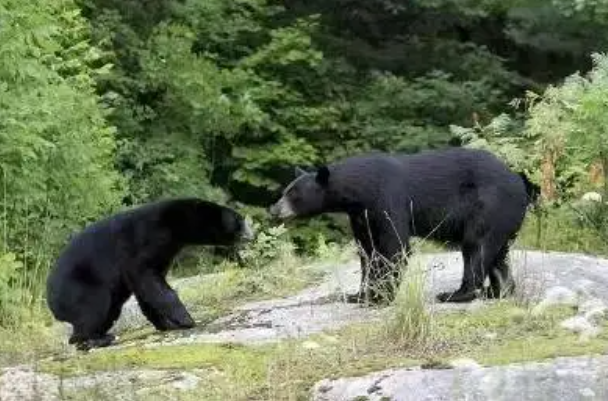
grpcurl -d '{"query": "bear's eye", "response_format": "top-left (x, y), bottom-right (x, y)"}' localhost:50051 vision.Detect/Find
top-left (289, 189), bottom-right (303, 204)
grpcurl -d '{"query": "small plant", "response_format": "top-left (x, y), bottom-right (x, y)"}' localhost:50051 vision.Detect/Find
top-left (382, 253), bottom-right (434, 347)
top-left (0, 252), bottom-right (27, 327)
top-left (238, 221), bottom-right (295, 269)
top-left (313, 232), bottom-right (343, 262)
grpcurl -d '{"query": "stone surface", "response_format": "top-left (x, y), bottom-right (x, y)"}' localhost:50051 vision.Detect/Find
top-left (579, 298), bottom-right (607, 323)
top-left (108, 250), bottom-right (608, 347)
top-left (448, 358), bottom-right (482, 370)
top-left (312, 354), bottom-right (608, 401)
top-left (0, 367), bottom-right (203, 401)
top-left (0, 366), bottom-right (59, 401)
top-left (559, 315), bottom-right (601, 339)
top-left (26, 250), bottom-right (608, 400)
top-left (531, 286), bottom-right (579, 316)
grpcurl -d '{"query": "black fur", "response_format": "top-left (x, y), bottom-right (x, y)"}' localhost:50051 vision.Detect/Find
top-left (269, 148), bottom-right (533, 305)
top-left (518, 172), bottom-right (541, 206)
top-left (46, 198), bottom-right (252, 351)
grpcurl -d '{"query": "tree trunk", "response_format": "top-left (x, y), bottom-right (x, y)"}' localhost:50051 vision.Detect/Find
top-left (589, 160), bottom-right (605, 188)
top-left (540, 148), bottom-right (557, 202)
top-left (601, 153), bottom-right (608, 199)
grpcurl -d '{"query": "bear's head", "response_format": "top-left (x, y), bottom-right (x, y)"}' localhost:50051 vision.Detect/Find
top-left (268, 166), bottom-right (330, 220)
top-left (164, 198), bottom-right (255, 246)
top-left (215, 206), bottom-right (255, 245)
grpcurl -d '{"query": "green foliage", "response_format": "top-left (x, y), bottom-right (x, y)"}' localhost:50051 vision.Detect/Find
top-left (450, 112), bottom-right (536, 174)
top-left (80, 0), bottom-right (608, 254)
top-left (352, 70), bottom-right (503, 154)
top-left (0, 0), bottom-right (124, 255)
top-left (523, 52), bottom-right (608, 198)
top-left (238, 223), bottom-right (295, 269)
top-left (455, 52), bottom-right (608, 252)
top-left (0, 253), bottom-right (27, 326)
top-left (561, 53), bottom-right (608, 176)
top-left (517, 204), bottom-right (608, 255)
top-left (385, 256), bottom-right (433, 346)
top-left (4, 0), bottom-right (608, 335)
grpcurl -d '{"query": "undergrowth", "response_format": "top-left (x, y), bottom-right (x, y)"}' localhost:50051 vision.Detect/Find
top-left (42, 296), bottom-right (600, 400)
top-left (3, 202), bottom-right (608, 398)
top-left (517, 203), bottom-right (608, 255)
top-left (0, 222), bottom-right (344, 367)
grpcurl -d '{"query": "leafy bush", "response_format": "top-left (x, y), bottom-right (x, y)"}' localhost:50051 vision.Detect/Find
top-left (450, 112), bottom-right (535, 174)
top-left (0, 253), bottom-right (28, 326)
top-left (517, 203), bottom-right (608, 255)
top-left (0, 0), bottom-right (125, 256)
top-left (238, 222), bottom-right (295, 269)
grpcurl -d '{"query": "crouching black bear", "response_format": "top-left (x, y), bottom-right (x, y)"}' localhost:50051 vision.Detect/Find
top-left (269, 148), bottom-right (537, 305)
top-left (46, 198), bottom-right (254, 351)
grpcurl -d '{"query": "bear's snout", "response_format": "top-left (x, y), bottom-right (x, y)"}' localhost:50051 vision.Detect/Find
top-left (268, 198), bottom-right (295, 220)
top-left (268, 203), bottom-right (279, 218)
top-left (240, 219), bottom-right (255, 241)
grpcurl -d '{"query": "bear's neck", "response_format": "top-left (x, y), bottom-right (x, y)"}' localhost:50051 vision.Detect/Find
top-left (326, 188), bottom-right (369, 214)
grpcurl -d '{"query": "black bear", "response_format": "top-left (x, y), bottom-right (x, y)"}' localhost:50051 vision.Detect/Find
top-left (269, 148), bottom-right (536, 305)
top-left (46, 198), bottom-right (254, 351)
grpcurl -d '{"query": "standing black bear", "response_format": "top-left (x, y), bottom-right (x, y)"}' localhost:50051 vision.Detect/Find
top-left (269, 148), bottom-right (537, 305)
top-left (46, 198), bottom-right (254, 351)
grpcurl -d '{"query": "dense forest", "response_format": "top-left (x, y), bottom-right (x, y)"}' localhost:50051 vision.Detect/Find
top-left (3, 0), bottom-right (608, 326)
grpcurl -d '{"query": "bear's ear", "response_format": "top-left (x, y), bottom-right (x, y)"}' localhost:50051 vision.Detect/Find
top-left (315, 166), bottom-right (330, 187)
top-left (294, 166), bottom-right (308, 177)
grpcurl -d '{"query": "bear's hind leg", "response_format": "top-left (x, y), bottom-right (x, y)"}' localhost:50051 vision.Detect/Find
top-left (437, 236), bottom-right (505, 303)
top-left (436, 241), bottom-right (480, 303)
top-left (486, 244), bottom-right (515, 299)
top-left (68, 288), bottom-right (116, 351)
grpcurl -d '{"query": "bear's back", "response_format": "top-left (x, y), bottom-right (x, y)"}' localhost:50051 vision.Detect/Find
top-left (54, 201), bottom-right (169, 271)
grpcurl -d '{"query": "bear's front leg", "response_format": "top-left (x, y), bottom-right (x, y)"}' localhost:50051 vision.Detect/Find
top-left (366, 259), bottom-right (401, 305)
top-left (343, 253), bottom-right (376, 304)
top-left (358, 245), bottom-right (407, 306)
top-left (347, 208), bottom-right (410, 306)
top-left (130, 272), bottom-right (195, 331)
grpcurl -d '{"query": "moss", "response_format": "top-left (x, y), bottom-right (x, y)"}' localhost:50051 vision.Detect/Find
top-left (177, 262), bottom-right (326, 318)
top-left (0, 323), bottom-right (63, 368)
top-left (39, 300), bottom-right (608, 400)
top-left (476, 332), bottom-right (608, 365)
top-left (42, 343), bottom-right (268, 377)
top-left (432, 302), bottom-right (608, 365)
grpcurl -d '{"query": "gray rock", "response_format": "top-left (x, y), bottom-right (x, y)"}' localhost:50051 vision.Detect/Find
top-left (312, 354), bottom-right (608, 401)
top-left (579, 298), bottom-right (607, 324)
top-left (0, 367), bottom-right (203, 401)
top-left (10, 250), bottom-right (608, 401)
top-left (531, 286), bottom-right (579, 316)
top-left (560, 316), bottom-right (601, 339)
top-left (108, 250), bottom-right (608, 348)
top-left (573, 279), bottom-right (597, 298)
top-left (0, 365), bottom-right (59, 401)
top-left (448, 358), bottom-right (481, 370)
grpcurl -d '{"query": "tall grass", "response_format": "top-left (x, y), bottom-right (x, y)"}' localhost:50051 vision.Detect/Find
top-left (0, 216), bottom-right (55, 329)
top-left (382, 253), bottom-right (433, 346)
top-left (0, 230), bottom-right (61, 368)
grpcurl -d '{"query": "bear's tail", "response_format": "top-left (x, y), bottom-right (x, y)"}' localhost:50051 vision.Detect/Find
top-left (518, 172), bottom-right (540, 206)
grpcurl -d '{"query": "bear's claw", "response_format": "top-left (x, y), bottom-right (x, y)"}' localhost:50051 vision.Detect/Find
top-left (436, 289), bottom-right (479, 303)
